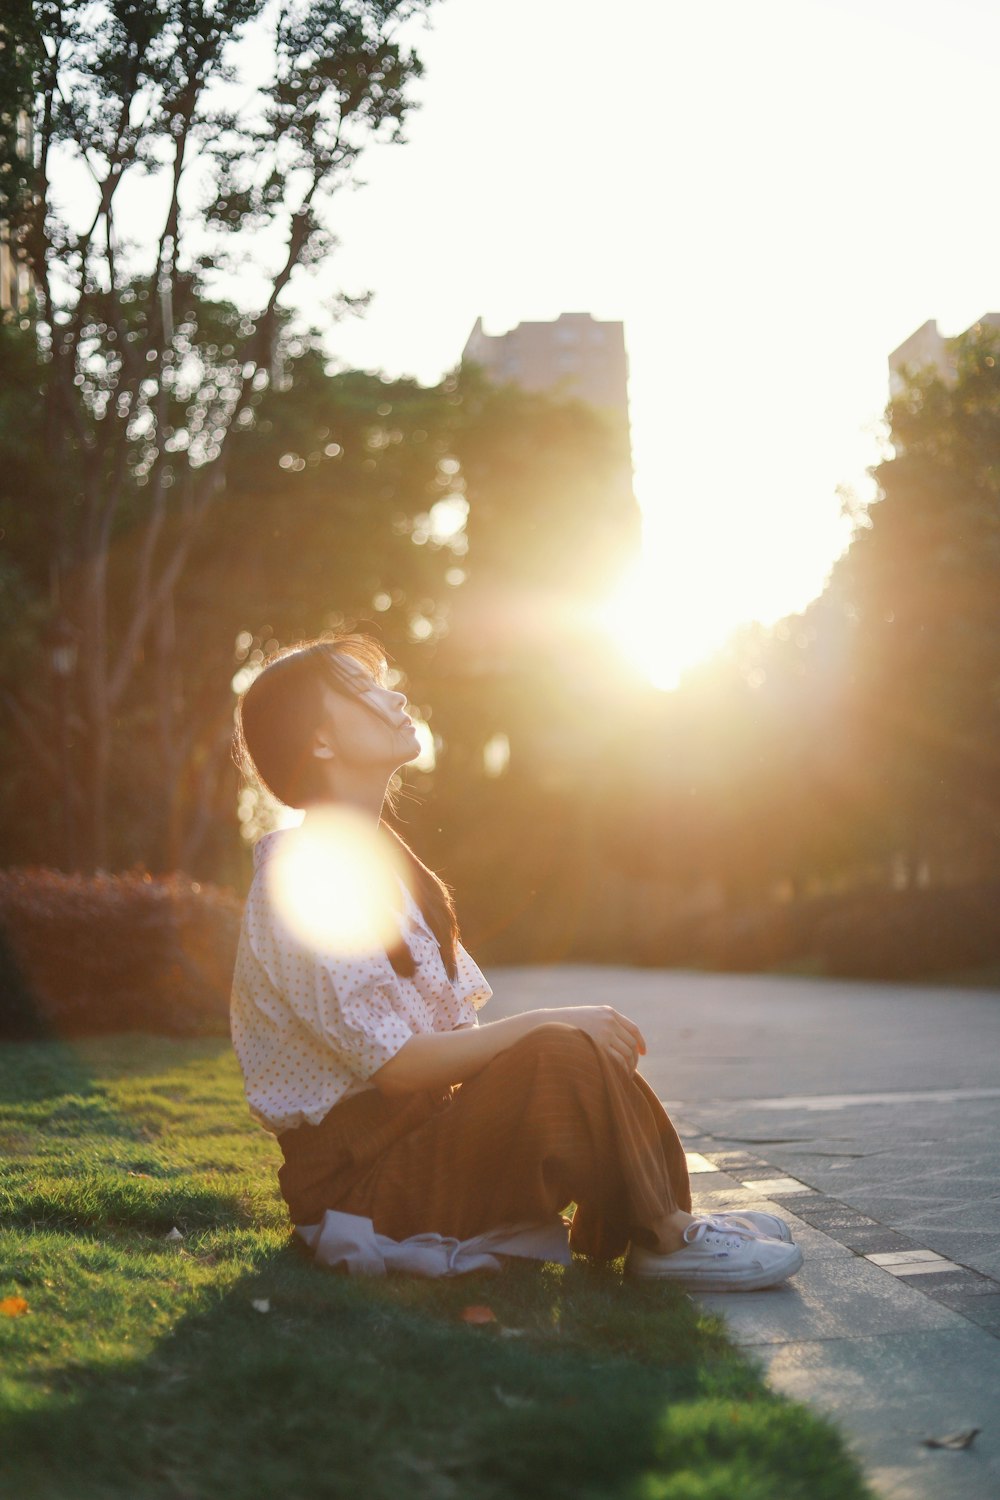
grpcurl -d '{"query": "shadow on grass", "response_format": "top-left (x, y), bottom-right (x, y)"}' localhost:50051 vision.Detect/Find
top-left (1, 1236), bottom-right (873, 1500)
top-left (0, 1035), bottom-right (101, 1105)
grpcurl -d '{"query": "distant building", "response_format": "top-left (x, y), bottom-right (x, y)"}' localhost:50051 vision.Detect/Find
top-left (0, 107), bottom-right (34, 319)
top-left (0, 228), bottom-right (31, 317)
top-left (889, 314), bottom-right (1000, 398)
top-left (463, 311), bottom-right (632, 443)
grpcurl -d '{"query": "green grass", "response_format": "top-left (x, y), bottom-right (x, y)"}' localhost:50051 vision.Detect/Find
top-left (0, 1035), bottom-right (874, 1500)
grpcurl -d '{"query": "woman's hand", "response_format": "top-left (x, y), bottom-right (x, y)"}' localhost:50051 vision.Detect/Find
top-left (560, 1006), bottom-right (647, 1076)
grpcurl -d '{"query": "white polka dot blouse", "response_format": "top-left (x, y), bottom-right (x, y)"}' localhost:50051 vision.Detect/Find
top-left (230, 829), bottom-right (492, 1133)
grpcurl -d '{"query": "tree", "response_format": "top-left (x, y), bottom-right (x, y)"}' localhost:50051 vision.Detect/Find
top-left (3, 0), bottom-right (433, 867)
top-left (828, 325), bottom-right (1000, 882)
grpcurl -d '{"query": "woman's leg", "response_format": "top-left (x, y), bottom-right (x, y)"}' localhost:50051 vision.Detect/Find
top-left (330, 1023), bottom-right (692, 1261)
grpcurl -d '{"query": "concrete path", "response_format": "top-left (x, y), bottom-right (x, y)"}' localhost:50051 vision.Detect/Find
top-left (487, 966), bottom-right (1000, 1499)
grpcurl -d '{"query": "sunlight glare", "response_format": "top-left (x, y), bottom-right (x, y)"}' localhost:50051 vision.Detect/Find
top-left (266, 806), bottom-right (406, 956)
top-left (410, 716), bottom-right (437, 772)
top-left (593, 555), bottom-right (739, 691)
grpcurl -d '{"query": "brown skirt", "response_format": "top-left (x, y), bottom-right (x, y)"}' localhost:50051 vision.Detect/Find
top-left (277, 1022), bottom-right (692, 1261)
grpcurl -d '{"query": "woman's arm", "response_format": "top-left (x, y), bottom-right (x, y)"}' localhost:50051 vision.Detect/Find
top-left (371, 1006), bottom-right (646, 1096)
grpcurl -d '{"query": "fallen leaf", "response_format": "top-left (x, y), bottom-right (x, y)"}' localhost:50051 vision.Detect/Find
top-left (251, 1298), bottom-right (270, 1314)
top-left (460, 1305), bottom-right (496, 1325)
top-left (0, 1296), bottom-right (28, 1318)
top-left (164, 1227), bottom-right (184, 1242)
top-left (493, 1385), bottom-right (535, 1410)
top-left (922, 1428), bottom-right (980, 1451)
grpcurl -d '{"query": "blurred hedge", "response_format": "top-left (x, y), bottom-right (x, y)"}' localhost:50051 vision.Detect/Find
top-left (0, 869), bottom-right (241, 1039)
top-left (811, 884), bottom-right (1000, 981)
top-left (635, 882), bottom-right (1000, 982)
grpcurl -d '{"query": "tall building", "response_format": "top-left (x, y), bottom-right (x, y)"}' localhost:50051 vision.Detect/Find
top-left (0, 107), bottom-right (35, 319)
top-left (463, 311), bottom-right (632, 445)
top-left (889, 314), bottom-right (1000, 398)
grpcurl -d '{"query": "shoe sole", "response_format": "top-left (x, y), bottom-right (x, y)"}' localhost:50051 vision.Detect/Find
top-left (626, 1243), bottom-right (804, 1291)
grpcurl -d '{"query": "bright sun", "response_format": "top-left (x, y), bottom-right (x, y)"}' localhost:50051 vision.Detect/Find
top-left (592, 554), bottom-right (739, 691)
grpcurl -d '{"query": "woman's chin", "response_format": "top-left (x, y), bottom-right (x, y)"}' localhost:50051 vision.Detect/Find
top-left (399, 735), bottom-right (422, 766)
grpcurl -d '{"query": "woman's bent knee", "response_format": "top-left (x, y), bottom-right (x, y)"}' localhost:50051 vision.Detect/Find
top-left (504, 1021), bottom-right (600, 1067)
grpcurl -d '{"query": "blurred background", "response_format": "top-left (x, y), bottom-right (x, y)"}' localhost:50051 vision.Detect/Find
top-left (3, 0), bottom-right (1000, 1027)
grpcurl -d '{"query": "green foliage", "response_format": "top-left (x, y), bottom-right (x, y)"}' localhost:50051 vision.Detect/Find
top-left (0, 2), bottom-right (40, 233)
top-left (0, 325), bottom-right (53, 632)
top-left (193, 362), bottom-right (465, 657)
top-left (0, 1036), bottom-right (874, 1500)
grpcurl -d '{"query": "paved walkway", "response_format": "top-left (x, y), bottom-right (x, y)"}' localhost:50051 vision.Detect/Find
top-left (488, 966), bottom-right (1000, 1499)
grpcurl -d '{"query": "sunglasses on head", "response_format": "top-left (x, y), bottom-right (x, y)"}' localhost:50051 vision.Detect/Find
top-left (314, 646), bottom-right (397, 727)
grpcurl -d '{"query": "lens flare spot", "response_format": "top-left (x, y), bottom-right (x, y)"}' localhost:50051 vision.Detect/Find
top-left (266, 807), bottom-right (405, 956)
top-left (483, 732), bottom-right (510, 778)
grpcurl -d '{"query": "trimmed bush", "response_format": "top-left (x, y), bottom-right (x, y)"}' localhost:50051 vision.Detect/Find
top-left (0, 868), bottom-right (241, 1038)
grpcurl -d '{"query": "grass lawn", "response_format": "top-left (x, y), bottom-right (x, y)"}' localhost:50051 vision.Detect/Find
top-left (0, 1035), bottom-right (874, 1500)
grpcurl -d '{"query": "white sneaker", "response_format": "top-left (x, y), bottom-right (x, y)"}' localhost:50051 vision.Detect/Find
top-left (705, 1210), bottom-right (793, 1243)
top-left (625, 1219), bottom-right (803, 1291)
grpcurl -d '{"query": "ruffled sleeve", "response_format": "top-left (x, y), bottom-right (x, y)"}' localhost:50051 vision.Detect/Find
top-left (450, 941), bottom-right (492, 1023)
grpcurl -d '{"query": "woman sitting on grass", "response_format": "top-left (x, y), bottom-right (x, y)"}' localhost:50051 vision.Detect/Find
top-left (230, 633), bottom-right (803, 1288)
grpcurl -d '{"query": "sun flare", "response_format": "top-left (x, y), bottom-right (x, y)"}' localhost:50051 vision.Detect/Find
top-left (592, 555), bottom-right (738, 691)
top-left (266, 807), bottom-right (405, 956)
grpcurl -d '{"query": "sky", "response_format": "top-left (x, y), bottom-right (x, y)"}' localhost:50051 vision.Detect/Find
top-left (53, 0), bottom-right (1000, 687)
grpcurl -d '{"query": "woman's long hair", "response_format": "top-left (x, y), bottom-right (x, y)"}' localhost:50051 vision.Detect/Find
top-left (234, 635), bottom-right (460, 980)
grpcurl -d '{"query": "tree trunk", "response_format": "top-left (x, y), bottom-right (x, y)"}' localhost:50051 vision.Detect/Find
top-left (80, 551), bottom-right (111, 870)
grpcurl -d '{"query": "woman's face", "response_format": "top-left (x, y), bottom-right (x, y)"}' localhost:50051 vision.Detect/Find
top-left (316, 652), bottom-right (421, 771)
